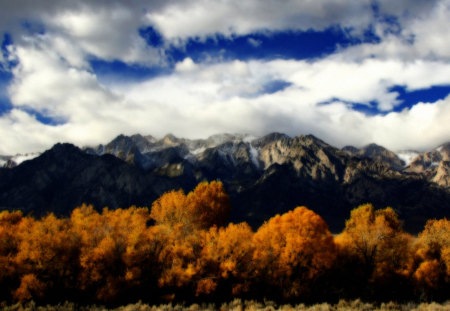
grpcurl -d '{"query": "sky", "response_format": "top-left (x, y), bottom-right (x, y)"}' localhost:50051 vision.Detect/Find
top-left (0, 0), bottom-right (450, 154)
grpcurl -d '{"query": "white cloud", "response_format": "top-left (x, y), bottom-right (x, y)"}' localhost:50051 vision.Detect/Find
top-left (175, 57), bottom-right (197, 72)
top-left (112, 57), bottom-right (450, 150)
top-left (48, 7), bottom-right (164, 66)
top-left (337, 0), bottom-right (450, 62)
top-left (407, 0), bottom-right (450, 59)
top-left (0, 1), bottom-right (167, 66)
top-left (247, 38), bottom-right (262, 47)
top-left (146, 0), bottom-right (373, 41)
top-left (0, 34), bottom-right (135, 154)
top-left (2, 40), bottom-right (450, 154)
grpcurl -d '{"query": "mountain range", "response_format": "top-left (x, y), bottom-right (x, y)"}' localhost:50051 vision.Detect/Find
top-left (1, 133), bottom-right (449, 232)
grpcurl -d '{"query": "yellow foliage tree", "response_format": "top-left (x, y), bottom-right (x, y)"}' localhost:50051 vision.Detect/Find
top-left (186, 181), bottom-right (230, 228)
top-left (151, 223), bottom-right (202, 292)
top-left (13, 273), bottom-right (45, 301)
top-left (197, 222), bottom-right (255, 297)
top-left (150, 190), bottom-right (189, 227)
top-left (253, 206), bottom-right (336, 298)
top-left (148, 181), bottom-right (231, 299)
top-left (70, 204), bottom-right (154, 302)
top-left (335, 204), bottom-right (413, 288)
top-left (0, 211), bottom-right (24, 300)
top-left (13, 213), bottom-right (80, 301)
top-left (151, 181), bottom-right (230, 230)
top-left (413, 218), bottom-right (450, 295)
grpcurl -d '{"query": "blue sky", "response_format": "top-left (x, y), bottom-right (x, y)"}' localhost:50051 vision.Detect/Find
top-left (0, 0), bottom-right (450, 154)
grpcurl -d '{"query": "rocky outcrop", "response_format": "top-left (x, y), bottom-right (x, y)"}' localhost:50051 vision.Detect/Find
top-left (343, 143), bottom-right (405, 171)
top-left (405, 142), bottom-right (450, 187)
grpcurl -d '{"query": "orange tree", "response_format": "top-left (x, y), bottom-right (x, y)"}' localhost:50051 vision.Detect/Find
top-left (196, 222), bottom-right (255, 299)
top-left (0, 211), bottom-right (24, 301)
top-left (252, 206), bottom-right (336, 299)
top-left (70, 204), bottom-right (156, 303)
top-left (335, 204), bottom-right (413, 299)
top-left (149, 181), bottom-right (230, 300)
top-left (13, 214), bottom-right (81, 302)
top-left (412, 218), bottom-right (450, 299)
top-left (151, 181), bottom-right (230, 230)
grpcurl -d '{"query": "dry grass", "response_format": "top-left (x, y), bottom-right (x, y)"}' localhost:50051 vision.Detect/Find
top-left (1, 300), bottom-right (449, 311)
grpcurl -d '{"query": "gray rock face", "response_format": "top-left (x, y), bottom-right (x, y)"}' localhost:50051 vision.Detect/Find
top-left (342, 143), bottom-right (405, 171)
top-left (1, 134), bottom-right (449, 233)
top-left (257, 135), bottom-right (346, 182)
top-left (404, 142), bottom-right (450, 187)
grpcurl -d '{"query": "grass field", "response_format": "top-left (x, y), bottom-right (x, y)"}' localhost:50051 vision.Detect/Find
top-left (1, 300), bottom-right (450, 311)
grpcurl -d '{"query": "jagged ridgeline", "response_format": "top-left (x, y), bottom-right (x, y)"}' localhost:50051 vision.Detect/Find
top-left (0, 133), bottom-right (449, 232)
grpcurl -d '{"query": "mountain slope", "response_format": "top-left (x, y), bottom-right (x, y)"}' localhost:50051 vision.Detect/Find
top-left (1, 134), bottom-right (449, 233)
top-left (404, 143), bottom-right (450, 187)
top-left (342, 143), bottom-right (406, 170)
top-left (0, 143), bottom-right (197, 216)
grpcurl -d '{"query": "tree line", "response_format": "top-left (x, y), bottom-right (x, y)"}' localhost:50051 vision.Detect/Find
top-left (0, 181), bottom-right (448, 304)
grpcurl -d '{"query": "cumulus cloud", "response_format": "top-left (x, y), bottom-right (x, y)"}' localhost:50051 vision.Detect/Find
top-left (2, 43), bottom-right (450, 154)
top-left (0, 0), bottom-right (449, 154)
top-left (48, 6), bottom-right (164, 65)
top-left (0, 1), bottom-right (167, 66)
top-left (111, 57), bottom-right (450, 151)
top-left (337, 0), bottom-right (450, 61)
top-left (146, 0), bottom-right (374, 41)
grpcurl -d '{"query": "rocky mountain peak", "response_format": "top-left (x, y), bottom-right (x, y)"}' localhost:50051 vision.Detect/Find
top-left (437, 142), bottom-right (450, 159)
top-left (342, 143), bottom-right (405, 171)
top-left (404, 141), bottom-right (450, 187)
top-left (42, 143), bottom-right (80, 158)
top-left (254, 134), bottom-right (346, 183)
top-left (162, 134), bottom-right (181, 147)
top-left (295, 134), bottom-right (330, 148)
top-left (90, 132), bottom-right (448, 189)
top-left (250, 132), bottom-right (287, 147)
top-left (136, 134), bottom-right (157, 143)
top-left (342, 145), bottom-right (359, 154)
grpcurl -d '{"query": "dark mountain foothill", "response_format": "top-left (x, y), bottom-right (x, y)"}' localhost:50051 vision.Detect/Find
top-left (0, 133), bottom-right (449, 233)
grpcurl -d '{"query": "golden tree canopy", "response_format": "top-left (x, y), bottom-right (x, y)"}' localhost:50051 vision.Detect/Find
top-left (151, 181), bottom-right (230, 229)
top-left (253, 206), bottom-right (336, 297)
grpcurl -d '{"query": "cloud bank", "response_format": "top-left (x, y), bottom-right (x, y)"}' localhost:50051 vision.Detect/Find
top-left (0, 0), bottom-right (449, 154)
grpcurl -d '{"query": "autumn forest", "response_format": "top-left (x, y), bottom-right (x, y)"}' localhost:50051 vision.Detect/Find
top-left (0, 181), bottom-right (449, 305)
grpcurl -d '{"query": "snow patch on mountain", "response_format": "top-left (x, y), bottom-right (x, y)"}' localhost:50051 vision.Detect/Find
top-left (243, 135), bottom-right (258, 143)
top-left (248, 143), bottom-right (260, 168)
top-left (207, 134), bottom-right (237, 146)
top-left (14, 154), bottom-right (40, 164)
top-left (0, 153), bottom-right (41, 167)
top-left (191, 147), bottom-right (207, 155)
top-left (396, 151), bottom-right (419, 166)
